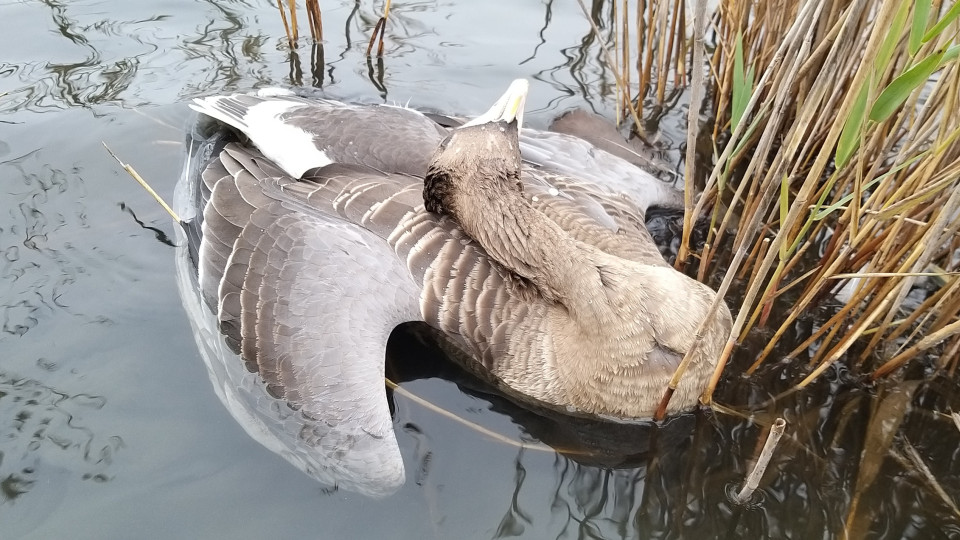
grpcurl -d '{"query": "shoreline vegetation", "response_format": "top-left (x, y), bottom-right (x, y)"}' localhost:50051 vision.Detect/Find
top-left (593, 0), bottom-right (960, 412)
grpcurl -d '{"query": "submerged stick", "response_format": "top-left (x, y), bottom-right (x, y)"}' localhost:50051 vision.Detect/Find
top-left (735, 417), bottom-right (786, 503)
top-left (901, 439), bottom-right (960, 518)
top-left (103, 142), bottom-right (182, 224)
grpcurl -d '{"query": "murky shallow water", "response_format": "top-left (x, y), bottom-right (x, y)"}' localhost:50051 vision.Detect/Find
top-left (2, 1), bottom-right (959, 538)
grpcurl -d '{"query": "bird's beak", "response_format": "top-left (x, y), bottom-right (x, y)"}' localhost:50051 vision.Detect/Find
top-left (462, 79), bottom-right (528, 132)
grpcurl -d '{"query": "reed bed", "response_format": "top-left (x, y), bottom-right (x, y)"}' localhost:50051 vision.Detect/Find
top-left (702, 0), bottom-right (959, 397)
top-left (611, 0), bottom-right (960, 407)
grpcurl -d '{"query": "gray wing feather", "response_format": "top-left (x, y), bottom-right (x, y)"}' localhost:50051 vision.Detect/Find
top-left (174, 213), bottom-right (415, 496)
top-left (179, 139), bottom-right (424, 496)
top-left (520, 130), bottom-right (684, 212)
top-left (190, 94), bottom-right (445, 178)
top-left (256, 211), bottom-right (420, 432)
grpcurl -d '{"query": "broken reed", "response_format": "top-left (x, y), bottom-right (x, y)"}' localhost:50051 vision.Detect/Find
top-left (277, 0), bottom-right (323, 46)
top-left (683, 0), bottom-right (960, 396)
top-left (277, 0), bottom-right (392, 57)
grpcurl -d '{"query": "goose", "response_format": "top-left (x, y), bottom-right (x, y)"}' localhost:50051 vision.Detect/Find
top-left (177, 79), bottom-right (732, 496)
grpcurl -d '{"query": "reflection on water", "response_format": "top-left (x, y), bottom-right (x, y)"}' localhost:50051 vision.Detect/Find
top-left (0, 120), bottom-right (129, 517)
top-left (2, 0), bottom-right (960, 538)
top-left (468, 378), bottom-right (960, 539)
top-left (5, 0), bottom-right (151, 112)
top-left (0, 370), bottom-right (123, 502)
top-left (389, 321), bottom-right (960, 538)
top-left (1, 151), bottom-right (93, 337)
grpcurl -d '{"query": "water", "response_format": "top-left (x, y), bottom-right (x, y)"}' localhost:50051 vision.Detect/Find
top-left (2, 1), bottom-right (959, 538)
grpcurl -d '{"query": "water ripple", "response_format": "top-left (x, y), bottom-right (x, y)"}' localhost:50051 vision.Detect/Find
top-left (0, 371), bottom-right (122, 504)
top-left (1, 152), bottom-right (96, 338)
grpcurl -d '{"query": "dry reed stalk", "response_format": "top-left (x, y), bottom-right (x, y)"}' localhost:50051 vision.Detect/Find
top-left (277, 0), bottom-right (297, 47)
top-left (882, 282), bottom-right (950, 345)
top-left (675, 4), bottom-right (687, 86)
top-left (639, 0), bottom-right (656, 117)
top-left (366, 0), bottom-right (392, 57)
top-left (306, 0), bottom-right (323, 41)
top-left (735, 236), bottom-right (769, 281)
top-left (277, 0), bottom-right (323, 46)
top-left (677, 0), bottom-right (707, 267)
top-left (875, 318), bottom-right (960, 377)
top-left (735, 417), bottom-right (787, 503)
top-left (577, 0), bottom-right (645, 131)
top-left (614, 0), bottom-right (693, 125)
top-left (698, 0), bottom-right (828, 402)
top-left (656, 0), bottom-right (681, 102)
top-left (949, 340), bottom-right (960, 374)
top-left (620, 0), bottom-right (631, 125)
top-left (654, 0), bottom-right (710, 418)
top-left (690, 0), bottom-right (818, 271)
top-left (899, 439), bottom-right (960, 518)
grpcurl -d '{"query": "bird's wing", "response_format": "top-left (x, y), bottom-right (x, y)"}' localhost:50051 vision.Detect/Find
top-left (190, 94), bottom-right (445, 178)
top-left (520, 129), bottom-right (684, 212)
top-left (183, 141), bottom-right (424, 495)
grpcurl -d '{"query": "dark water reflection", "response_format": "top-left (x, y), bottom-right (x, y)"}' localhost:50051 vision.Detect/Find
top-left (390, 325), bottom-right (960, 539)
top-left (2, 0), bottom-right (959, 538)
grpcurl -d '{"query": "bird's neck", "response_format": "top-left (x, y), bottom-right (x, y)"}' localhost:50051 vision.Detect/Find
top-left (450, 180), bottom-right (613, 327)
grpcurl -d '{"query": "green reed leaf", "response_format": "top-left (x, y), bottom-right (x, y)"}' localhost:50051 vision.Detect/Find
top-left (837, 84), bottom-right (869, 168)
top-left (910, 0), bottom-right (932, 55)
top-left (922, 1), bottom-right (960, 43)
top-left (731, 31), bottom-right (753, 132)
top-left (869, 46), bottom-right (958, 122)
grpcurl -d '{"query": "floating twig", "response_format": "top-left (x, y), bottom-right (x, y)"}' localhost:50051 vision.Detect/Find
top-left (103, 142), bottom-right (181, 224)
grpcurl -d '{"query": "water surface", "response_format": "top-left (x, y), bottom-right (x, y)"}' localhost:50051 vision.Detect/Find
top-left (2, 1), bottom-right (959, 539)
